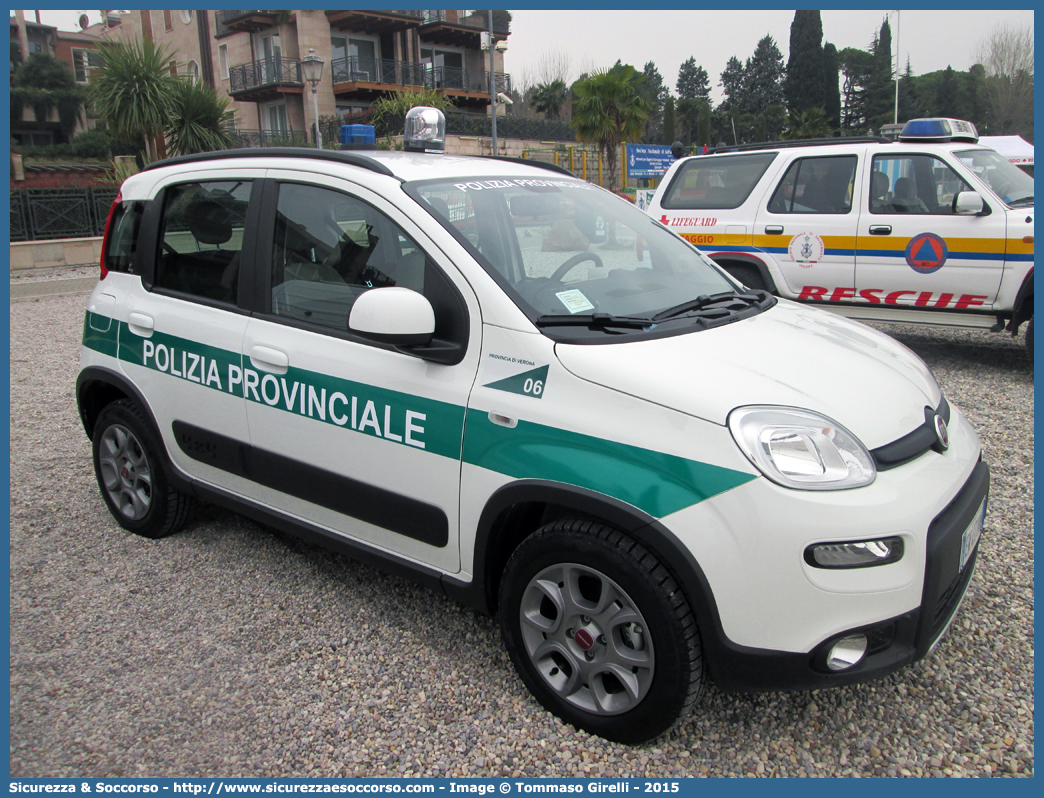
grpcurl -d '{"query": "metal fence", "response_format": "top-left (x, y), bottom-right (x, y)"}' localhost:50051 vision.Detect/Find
top-left (10, 187), bottom-right (120, 242)
top-left (227, 129), bottom-right (311, 148)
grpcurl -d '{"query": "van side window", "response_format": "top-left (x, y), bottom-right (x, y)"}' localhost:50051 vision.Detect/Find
top-left (154, 181), bottom-right (253, 304)
top-left (768, 155), bottom-right (856, 214)
top-left (660, 152), bottom-right (777, 210)
top-left (871, 154), bottom-right (972, 215)
top-left (103, 200), bottom-right (145, 274)
top-left (269, 182), bottom-right (465, 346)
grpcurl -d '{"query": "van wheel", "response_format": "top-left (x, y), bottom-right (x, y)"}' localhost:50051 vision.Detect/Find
top-left (92, 400), bottom-right (193, 539)
top-left (499, 519), bottom-right (704, 743)
top-left (1026, 317), bottom-right (1033, 360)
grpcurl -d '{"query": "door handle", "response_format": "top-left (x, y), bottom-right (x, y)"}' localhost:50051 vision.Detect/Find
top-left (869, 225), bottom-right (892, 235)
top-left (249, 345), bottom-right (289, 374)
top-left (127, 312), bottom-right (154, 337)
top-left (765, 225), bottom-right (784, 235)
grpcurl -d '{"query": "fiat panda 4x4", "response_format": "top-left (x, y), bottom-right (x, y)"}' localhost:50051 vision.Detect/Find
top-left (78, 109), bottom-right (988, 743)
top-left (647, 118), bottom-right (1034, 355)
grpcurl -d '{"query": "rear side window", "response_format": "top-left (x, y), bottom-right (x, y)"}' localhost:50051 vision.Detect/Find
top-left (154, 181), bottom-right (253, 305)
top-left (103, 200), bottom-right (145, 274)
top-left (768, 155), bottom-right (857, 214)
top-left (660, 152), bottom-right (777, 209)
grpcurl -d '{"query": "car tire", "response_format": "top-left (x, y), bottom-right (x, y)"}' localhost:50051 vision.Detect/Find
top-left (92, 400), bottom-right (193, 539)
top-left (499, 518), bottom-right (704, 743)
top-left (1026, 317), bottom-right (1033, 360)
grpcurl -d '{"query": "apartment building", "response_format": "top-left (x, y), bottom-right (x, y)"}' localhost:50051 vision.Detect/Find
top-left (113, 10), bottom-right (511, 144)
top-left (10, 10), bottom-right (107, 145)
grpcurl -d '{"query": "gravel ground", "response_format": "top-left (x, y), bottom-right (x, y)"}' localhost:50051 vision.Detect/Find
top-left (9, 290), bottom-right (1034, 778)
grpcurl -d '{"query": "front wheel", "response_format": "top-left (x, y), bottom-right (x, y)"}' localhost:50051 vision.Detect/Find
top-left (499, 519), bottom-right (704, 743)
top-left (92, 400), bottom-right (193, 538)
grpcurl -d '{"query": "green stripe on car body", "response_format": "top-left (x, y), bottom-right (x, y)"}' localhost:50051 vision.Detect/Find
top-left (460, 408), bottom-right (756, 519)
top-left (83, 311), bottom-right (756, 518)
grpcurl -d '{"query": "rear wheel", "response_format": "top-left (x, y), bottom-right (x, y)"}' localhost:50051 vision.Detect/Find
top-left (92, 400), bottom-right (193, 538)
top-left (499, 519), bottom-right (703, 743)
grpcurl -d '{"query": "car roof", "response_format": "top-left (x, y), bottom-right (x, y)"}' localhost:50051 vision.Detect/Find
top-left (140, 147), bottom-right (575, 184)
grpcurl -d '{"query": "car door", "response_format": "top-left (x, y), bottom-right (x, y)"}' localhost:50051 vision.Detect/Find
top-left (757, 152), bottom-right (861, 302)
top-left (239, 173), bottom-right (481, 573)
top-left (855, 152), bottom-right (1006, 310)
top-left (117, 171), bottom-right (261, 495)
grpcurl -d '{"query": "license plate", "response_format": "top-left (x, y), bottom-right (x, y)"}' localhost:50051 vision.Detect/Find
top-left (960, 500), bottom-right (986, 571)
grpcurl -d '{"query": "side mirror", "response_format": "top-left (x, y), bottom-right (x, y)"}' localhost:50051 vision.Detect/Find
top-left (953, 190), bottom-right (986, 216)
top-left (349, 287), bottom-right (435, 346)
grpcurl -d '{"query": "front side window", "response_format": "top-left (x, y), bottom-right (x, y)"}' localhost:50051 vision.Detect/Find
top-left (410, 176), bottom-right (760, 340)
top-left (870, 154), bottom-right (973, 215)
top-left (660, 152), bottom-right (777, 210)
top-left (155, 181), bottom-right (253, 304)
top-left (768, 155), bottom-right (856, 214)
top-left (956, 148), bottom-right (1034, 207)
top-left (269, 183), bottom-right (463, 344)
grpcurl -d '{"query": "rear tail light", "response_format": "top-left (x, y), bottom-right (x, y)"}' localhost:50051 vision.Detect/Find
top-left (99, 190), bottom-right (122, 280)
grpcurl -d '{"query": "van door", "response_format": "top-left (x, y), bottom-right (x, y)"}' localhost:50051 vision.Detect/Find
top-left (855, 152), bottom-right (1006, 312)
top-left (757, 152), bottom-right (861, 301)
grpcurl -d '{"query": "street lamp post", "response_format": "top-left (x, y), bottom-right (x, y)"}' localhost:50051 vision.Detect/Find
top-left (301, 48), bottom-right (325, 148)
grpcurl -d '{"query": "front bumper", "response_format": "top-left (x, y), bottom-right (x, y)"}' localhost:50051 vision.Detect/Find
top-left (707, 458), bottom-right (989, 692)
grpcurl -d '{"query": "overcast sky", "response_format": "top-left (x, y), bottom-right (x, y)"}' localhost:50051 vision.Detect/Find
top-left (19, 8), bottom-right (1035, 104)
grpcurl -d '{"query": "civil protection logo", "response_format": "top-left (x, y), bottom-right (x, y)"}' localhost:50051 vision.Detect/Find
top-left (788, 232), bottom-right (825, 267)
top-left (905, 233), bottom-right (948, 274)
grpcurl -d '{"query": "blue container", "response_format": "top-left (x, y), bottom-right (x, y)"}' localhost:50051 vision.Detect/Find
top-left (340, 124), bottom-right (376, 149)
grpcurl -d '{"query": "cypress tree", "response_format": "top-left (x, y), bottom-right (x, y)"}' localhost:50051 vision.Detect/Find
top-left (662, 95), bottom-right (676, 144)
top-left (785, 10), bottom-right (825, 114)
top-left (822, 42), bottom-right (841, 132)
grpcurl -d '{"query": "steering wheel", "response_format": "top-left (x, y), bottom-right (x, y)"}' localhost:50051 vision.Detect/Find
top-left (551, 251), bottom-right (604, 282)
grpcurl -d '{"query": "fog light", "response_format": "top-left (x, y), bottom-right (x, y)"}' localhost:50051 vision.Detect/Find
top-left (805, 536), bottom-right (904, 569)
top-left (827, 634), bottom-right (868, 671)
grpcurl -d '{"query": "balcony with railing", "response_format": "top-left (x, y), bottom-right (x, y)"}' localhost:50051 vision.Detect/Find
top-left (228, 57), bottom-right (303, 101)
top-left (220, 10), bottom-right (283, 32)
top-left (419, 10), bottom-right (510, 46)
top-left (325, 9), bottom-right (424, 35)
top-left (330, 56), bottom-right (509, 101)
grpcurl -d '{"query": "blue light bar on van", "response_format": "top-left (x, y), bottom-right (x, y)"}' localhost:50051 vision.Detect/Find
top-left (898, 118), bottom-right (979, 143)
top-left (340, 124), bottom-right (376, 150)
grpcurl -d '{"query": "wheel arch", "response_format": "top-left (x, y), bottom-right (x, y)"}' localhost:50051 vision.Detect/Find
top-left (443, 480), bottom-right (731, 673)
top-left (76, 366), bottom-right (192, 494)
top-left (1011, 268), bottom-right (1033, 334)
top-left (707, 252), bottom-right (779, 293)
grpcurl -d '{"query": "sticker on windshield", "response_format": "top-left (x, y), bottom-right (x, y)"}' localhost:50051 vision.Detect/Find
top-left (555, 289), bottom-right (595, 314)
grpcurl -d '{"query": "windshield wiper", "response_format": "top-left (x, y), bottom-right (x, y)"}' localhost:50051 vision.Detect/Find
top-left (535, 312), bottom-right (654, 329)
top-left (1008, 196), bottom-right (1034, 208)
top-left (652, 290), bottom-right (763, 321)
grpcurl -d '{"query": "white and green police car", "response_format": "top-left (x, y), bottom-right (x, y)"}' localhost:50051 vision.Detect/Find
top-left (78, 108), bottom-right (988, 743)
top-left (647, 118), bottom-right (1034, 354)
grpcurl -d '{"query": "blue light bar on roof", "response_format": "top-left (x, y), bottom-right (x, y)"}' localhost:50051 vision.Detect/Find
top-left (898, 118), bottom-right (979, 143)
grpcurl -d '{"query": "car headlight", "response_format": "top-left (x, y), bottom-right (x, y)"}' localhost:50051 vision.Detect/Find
top-left (728, 406), bottom-right (876, 490)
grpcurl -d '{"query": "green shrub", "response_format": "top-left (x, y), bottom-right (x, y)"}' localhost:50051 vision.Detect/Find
top-left (70, 127), bottom-right (115, 159)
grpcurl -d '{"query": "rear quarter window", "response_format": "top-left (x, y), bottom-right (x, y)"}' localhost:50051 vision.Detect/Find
top-left (103, 200), bottom-right (146, 274)
top-left (660, 152), bottom-right (777, 210)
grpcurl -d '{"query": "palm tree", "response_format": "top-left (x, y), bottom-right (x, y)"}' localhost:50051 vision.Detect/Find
top-left (166, 79), bottom-right (235, 156)
top-left (782, 107), bottom-right (833, 139)
top-left (90, 39), bottom-right (179, 162)
top-left (570, 65), bottom-right (652, 189)
top-left (531, 79), bottom-right (568, 120)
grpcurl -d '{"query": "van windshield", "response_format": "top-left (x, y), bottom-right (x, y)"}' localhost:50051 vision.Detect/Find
top-left (956, 149), bottom-right (1034, 207)
top-left (406, 176), bottom-right (768, 338)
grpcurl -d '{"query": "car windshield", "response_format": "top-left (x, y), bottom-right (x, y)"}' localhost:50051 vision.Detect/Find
top-left (956, 148), bottom-right (1034, 207)
top-left (408, 176), bottom-right (750, 333)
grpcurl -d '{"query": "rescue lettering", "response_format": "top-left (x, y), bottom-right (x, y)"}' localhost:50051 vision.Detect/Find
top-left (798, 285), bottom-right (989, 310)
